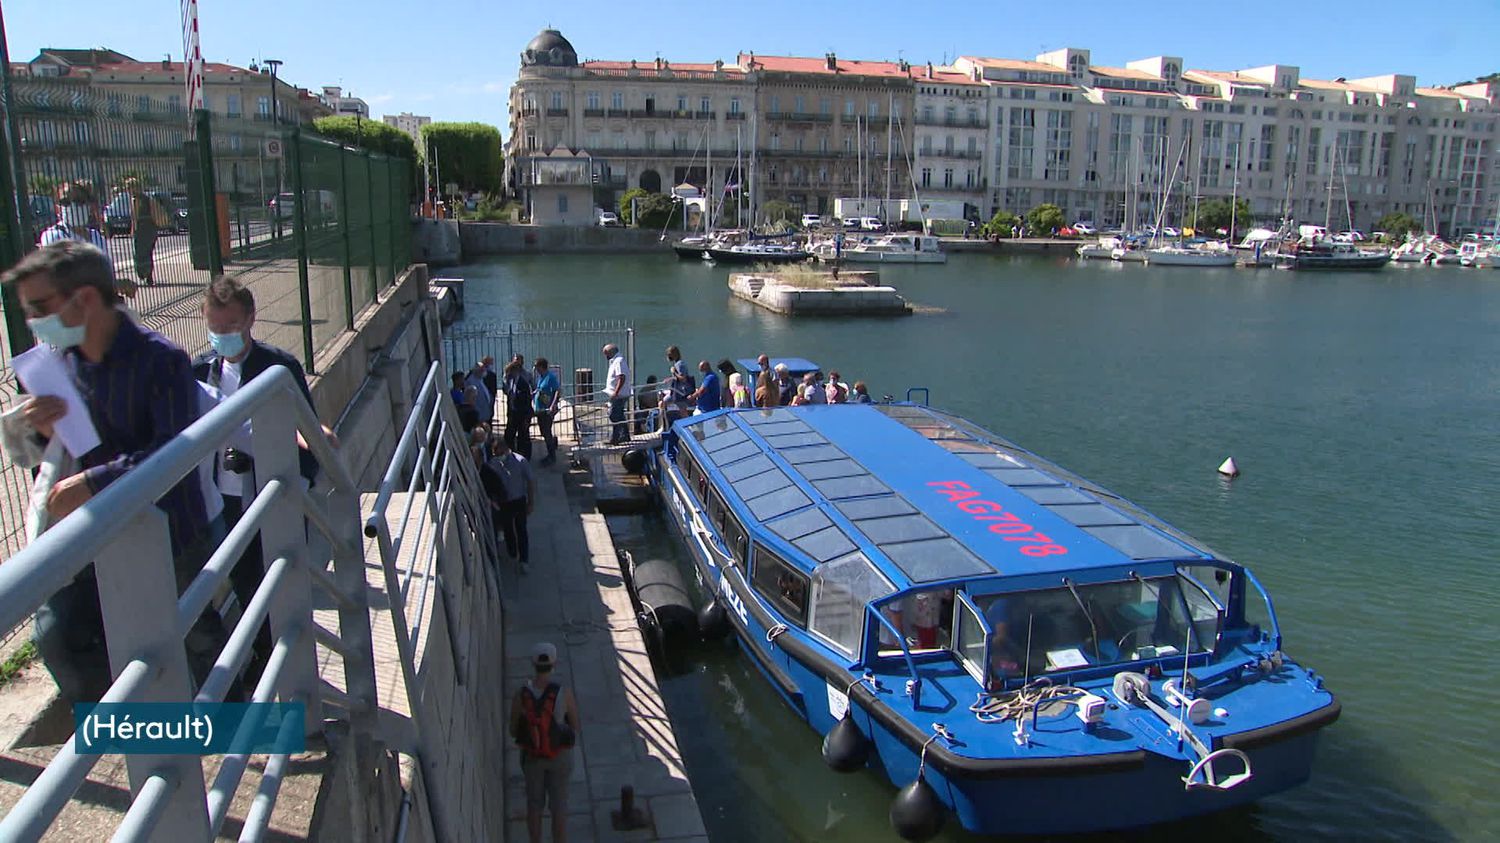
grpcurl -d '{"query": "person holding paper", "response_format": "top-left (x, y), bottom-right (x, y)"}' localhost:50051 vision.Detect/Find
top-left (1, 240), bottom-right (221, 704)
top-left (193, 275), bottom-right (335, 681)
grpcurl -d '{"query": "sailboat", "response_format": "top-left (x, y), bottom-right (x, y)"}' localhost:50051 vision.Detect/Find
top-left (1274, 147), bottom-right (1390, 270)
top-left (1147, 139), bottom-right (1236, 267)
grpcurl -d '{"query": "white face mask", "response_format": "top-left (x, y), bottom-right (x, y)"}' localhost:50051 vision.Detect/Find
top-left (61, 205), bottom-right (91, 229)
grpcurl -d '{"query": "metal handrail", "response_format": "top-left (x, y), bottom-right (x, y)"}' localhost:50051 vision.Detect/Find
top-left (0, 366), bottom-right (375, 841)
top-left (362, 360), bottom-right (504, 843)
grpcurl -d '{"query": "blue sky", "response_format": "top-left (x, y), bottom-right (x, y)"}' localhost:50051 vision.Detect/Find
top-left (7, 0), bottom-right (1495, 133)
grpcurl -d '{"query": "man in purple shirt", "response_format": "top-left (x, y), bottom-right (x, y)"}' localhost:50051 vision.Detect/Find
top-left (4, 240), bottom-right (217, 703)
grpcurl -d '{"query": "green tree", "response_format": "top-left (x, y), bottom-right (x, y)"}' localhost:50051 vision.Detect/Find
top-left (618, 188), bottom-right (677, 228)
top-left (983, 210), bottom-right (1021, 238)
top-left (618, 188), bottom-right (648, 225)
top-left (1374, 212), bottom-right (1421, 241)
top-left (312, 116), bottom-right (417, 161)
top-left (758, 200), bottom-right (796, 227)
top-left (1185, 198), bottom-right (1252, 237)
top-left (1026, 203), bottom-right (1065, 236)
top-left (419, 122), bottom-right (504, 193)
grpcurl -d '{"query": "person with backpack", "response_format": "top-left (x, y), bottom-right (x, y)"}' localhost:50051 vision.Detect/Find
top-left (510, 642), bottom-right (579, 843)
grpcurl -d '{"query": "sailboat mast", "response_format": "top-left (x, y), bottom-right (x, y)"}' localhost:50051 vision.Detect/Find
top-left (706, 124), bottom-right (712, 231)
top-left (884, 92), bottom-right (894, 224)
top-left (1229, 143), bottom-right (1240, 242)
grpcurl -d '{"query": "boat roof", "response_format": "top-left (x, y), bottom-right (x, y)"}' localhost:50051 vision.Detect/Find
top-left (735, 357), bottom-right (821, 376)
top-left (676, 404), bottom-right (1217, 591)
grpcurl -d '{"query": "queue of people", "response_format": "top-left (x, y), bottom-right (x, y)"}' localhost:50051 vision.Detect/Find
top-left (0, 242), bottom-right (339, 707)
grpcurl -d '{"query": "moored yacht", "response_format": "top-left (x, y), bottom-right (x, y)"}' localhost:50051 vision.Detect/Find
top-left (1145, 244), bottom-right (1237, 267)
top-left (812, 233), bottom-right (947, 264)
top-left (1274, 237), bottom-right (1391, 270)
top-left (1076, 236), bottom-right (1120, 260)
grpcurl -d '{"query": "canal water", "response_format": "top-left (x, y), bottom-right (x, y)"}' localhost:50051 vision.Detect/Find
top-left (454, 253), bottom-right (1500, 841)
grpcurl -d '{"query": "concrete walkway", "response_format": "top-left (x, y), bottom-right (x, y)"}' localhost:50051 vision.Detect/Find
top-left (499, 438), bottom-right (706, 843)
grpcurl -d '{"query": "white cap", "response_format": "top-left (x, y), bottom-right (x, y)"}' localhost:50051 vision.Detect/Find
top-left (531, 642), bottom-right (558, 669)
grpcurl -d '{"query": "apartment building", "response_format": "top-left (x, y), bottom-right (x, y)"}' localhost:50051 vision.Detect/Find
top-left (12, 50), bottom-right (330, 197)
top-left (321, 86), bottom-right (370, 119)
top-left (957, 48), bottom-right (1499, 235)
top-left (505, 29), bottom-right (752, 221)
top-left (383, 112), bottom-right (431, 140)
top-left (506, 31), bottom-right (1500, 235)
top-left (912, 64), bottom-right (990, 217)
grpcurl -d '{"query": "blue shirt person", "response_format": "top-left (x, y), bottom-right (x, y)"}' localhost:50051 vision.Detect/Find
top-left (689, 360), bottom-right (721, 415)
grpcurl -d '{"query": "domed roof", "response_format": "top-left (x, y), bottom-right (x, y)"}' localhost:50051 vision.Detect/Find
top-left (521, 29), bottom-right (578, 68)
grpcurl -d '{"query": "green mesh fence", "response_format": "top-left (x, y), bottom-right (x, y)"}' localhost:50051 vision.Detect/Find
top-left (2, 82), bottom-right (416, 567)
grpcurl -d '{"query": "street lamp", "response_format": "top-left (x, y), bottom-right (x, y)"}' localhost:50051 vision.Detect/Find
top-left (264, 58), bottom-right (282, 125)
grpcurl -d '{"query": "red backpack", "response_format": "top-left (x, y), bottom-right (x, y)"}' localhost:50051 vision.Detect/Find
top-left (517, 683), bottom-right (572, 758)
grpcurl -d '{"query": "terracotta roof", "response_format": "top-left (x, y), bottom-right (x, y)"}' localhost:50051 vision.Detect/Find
top-left (1297, 78), bottom-right (1379, 93)
top-left (581, 60), bottom-right (744, 75)
top-left (958, 56), bottom-right (1065, 74)
top-left (741, 54), bottom-right (916, 79)
top-left (920, 68), bottom-right (984, 86)
top-left (1184, 70), bottom-right (1265, 85)
top-left (94, 60), bottom-right (252, 75)
top-left (1090, 66), bottom-right (1160, 81)
top-left (1415, 87), bottom-right (1475, 100)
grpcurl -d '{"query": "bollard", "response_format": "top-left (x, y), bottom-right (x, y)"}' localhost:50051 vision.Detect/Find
top-left (610, 785), bottom-right (650, 830)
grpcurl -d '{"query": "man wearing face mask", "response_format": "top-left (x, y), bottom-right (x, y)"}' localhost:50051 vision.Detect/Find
top-left (193, 276), bottom-right (336, 677)
top-left (1, 240), bottom-right (219, 704)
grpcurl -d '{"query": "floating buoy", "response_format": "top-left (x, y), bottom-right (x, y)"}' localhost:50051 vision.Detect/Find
top-left (629, 557), bottom-right (698, 643)
top-left (889, 773), bottom-right (946, 841)
top-left (1217, 456), bottom-right (1240, 478)
top-left (821, 712), bottom-right (871, 772)
top-left (621, 447), bottom-right (649, 475)
top-left (697, 599), bottom-right (730, 640)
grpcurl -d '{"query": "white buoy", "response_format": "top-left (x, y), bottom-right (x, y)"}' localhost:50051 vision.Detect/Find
top-left (1217, 457), bottom-right (1240, 478)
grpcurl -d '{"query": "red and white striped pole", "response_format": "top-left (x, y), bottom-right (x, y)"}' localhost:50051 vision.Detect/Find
top-left (180, 0), bottom-right (205, 126)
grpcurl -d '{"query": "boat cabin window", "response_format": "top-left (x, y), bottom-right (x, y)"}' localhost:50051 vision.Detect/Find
top-left (878, 588), bottom-right (955, 655)
top-left (751, 544), bottom-right (809, 626)
top-left (976, 573), bottom-right (1224, 687)
top-left (808, 551), bottom-right (895, 657)
top-left (722, 511), bottom-right (749, 565)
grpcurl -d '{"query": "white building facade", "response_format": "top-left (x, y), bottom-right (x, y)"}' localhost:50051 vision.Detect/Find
top-left (505, 30), bottom-right (1500, 235)
top-left (383, 112), bottom-right (431, 140)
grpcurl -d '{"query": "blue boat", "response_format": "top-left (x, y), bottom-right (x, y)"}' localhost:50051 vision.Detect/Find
top-left (650, 395), bottom-right (1339, 838)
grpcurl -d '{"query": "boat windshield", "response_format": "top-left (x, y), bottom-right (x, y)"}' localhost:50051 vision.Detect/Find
top-left (972, 572), bottom-right (1222, 686)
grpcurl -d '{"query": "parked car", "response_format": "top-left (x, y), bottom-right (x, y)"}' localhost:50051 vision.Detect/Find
top-left (168, 193), bottom-right (190, 233)
top-left (1339, 230), bottom-right (1366, 241)
top-left (597, 211), bottom-right (621, 227)
top-left (104, 192), bottom-right (133, 236)
top-left (801, 213), bottom-right (822, 229)
top-left (1162, 226), bottom-right (1181, 238)
top-left (857, 216), bottom-right (883, 231)
top-left (1073, 221), bottom-right (1097, 235)
top-left (840, 217), bottom-right (861, 229)
top-left (269, 192), bottom-right (297, 221)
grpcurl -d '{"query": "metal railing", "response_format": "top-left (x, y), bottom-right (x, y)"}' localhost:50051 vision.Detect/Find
top-left (363, 361), bottom-right (506, 842)
top-left (0, 365), bottom-right (379, 841)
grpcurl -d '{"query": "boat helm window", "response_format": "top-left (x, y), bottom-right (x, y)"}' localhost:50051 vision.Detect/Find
top-left (808, 551), bottom-right (895, 657)
top-left (878, 588), bottom-right (956, 655)
top-left (973, 572), bottom-right (1223, 689)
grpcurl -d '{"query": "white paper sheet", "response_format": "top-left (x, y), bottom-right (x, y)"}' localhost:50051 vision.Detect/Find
top-left (11, 344), bottom-right (100, 458)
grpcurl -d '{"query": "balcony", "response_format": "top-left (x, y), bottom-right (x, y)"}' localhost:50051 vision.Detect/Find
top-left (761, 149), bottom-right (844, 159)
top-left (725, 112), bottom-right (747, 121)
top-left (545, 108), bottom-right (569, 117)
top-left (917, 148), bottom-right (985, 161)
top-left (766, 112), bottom-right (833, 123)
top-left (921, 180), bottom-right (988, 193)
top-left (606, 108), bottom-right (628, 118)
top-left (915, 115), bottom-right (987, 129)
top-left (583, 108), bottom-right (605, 117)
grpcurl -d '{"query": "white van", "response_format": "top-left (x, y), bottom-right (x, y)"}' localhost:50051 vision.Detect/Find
top-left (857, 216), bottom-right (883, 231)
